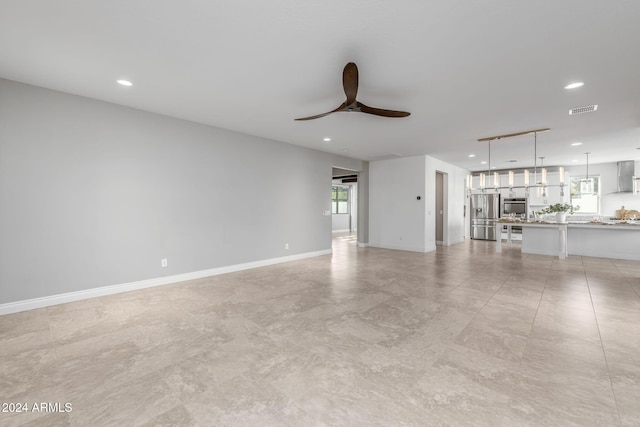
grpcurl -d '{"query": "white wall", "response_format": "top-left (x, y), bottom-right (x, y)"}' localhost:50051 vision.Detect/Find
top-left (0, 79), bottom-right (364, 305)
top-left (357, 163), bottom-right (369, 245)
top-left (425, 156), bottom-right (468, 247)
top-left (350, 182), bottom-right (358, 232)
top-left (369, 156), bottom-right (426, 252)
top-left (369, 155), bottom-right (467, 252)
top-left (332, 215), bottom-right (350, 232)
top-left (565, 161), bottom-right (640, 217)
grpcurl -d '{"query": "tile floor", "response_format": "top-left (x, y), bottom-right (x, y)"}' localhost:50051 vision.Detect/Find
top-left (1, 234), bottom-right (639, 426)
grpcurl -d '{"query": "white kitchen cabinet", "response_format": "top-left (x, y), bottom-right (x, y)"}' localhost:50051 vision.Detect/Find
top-left (469, 170), bottom-right (570, 213)
top-left (527, 171), bottom-right (570, 212)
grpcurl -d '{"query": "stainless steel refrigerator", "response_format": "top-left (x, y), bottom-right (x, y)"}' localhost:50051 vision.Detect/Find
top-left (470, 194), bottom-right (500, 241)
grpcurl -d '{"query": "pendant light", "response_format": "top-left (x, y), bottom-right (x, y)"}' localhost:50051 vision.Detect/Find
top-left (472, 127), bottom-right (562, 195)
top-left (580, 152), bottom-right (594, 194)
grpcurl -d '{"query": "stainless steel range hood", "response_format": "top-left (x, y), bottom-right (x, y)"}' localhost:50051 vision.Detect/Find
top-left (615, 161), bottom-right (635, 193)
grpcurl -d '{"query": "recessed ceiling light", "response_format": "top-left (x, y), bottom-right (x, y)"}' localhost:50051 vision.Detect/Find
top-left (341, 149), bottom-right (349, 152)
top-left (564, 82), bottom-right (584, 90)
top-left (571, 142), bottom-right (583, 146)
top-left (572, 159), bottom-right (579, 163)
top-left (323, 137), bottom-right (331, 142)
top-left (480, 161), bottom-right (487, 165)
top-left (491, 166), bottom-right (497, 169)
top-left (468, 154), bottom-right (476, 158)
top-left (117, 79), bottom-right (133, 87)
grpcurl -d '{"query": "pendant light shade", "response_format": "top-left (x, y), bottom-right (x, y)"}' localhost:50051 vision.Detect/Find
top-left (580, 152), bottom-right (594, 194)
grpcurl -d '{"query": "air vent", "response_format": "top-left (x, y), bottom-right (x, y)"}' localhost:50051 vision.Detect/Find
top-left (569, 104), bottom-right (598, 115)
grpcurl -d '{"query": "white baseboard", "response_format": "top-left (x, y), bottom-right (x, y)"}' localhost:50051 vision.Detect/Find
top-left (368, 242), bottom-right (433, 253)
top-left (444, 237), bottom-right (466, 246)
top-left (332, 229), bottom-right (351, 233)
top-left (0, 249), bottom-right (332, 316)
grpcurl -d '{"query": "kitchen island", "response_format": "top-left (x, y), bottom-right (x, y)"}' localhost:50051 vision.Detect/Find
top-left (497, 221), bottom-right (640, 260)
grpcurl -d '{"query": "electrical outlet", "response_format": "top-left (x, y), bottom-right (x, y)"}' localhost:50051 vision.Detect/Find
top-left (161, 258), bottom-right (168, 268)
top-left (285, 243), bottom-right (289, 250)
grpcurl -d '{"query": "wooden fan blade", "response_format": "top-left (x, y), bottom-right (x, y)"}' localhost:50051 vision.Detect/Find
top-left (357, 102), bottom-right (410, 118)
top-left (343, 62), bottom-right (358, 105)
top-left (294, 102), bottom-right (346, 121)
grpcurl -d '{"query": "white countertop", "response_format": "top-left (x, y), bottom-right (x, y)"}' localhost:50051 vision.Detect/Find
top-left (567, 222), bottom-right (640, 230)
top-left (499, 221), bottom-right (640, 230)
top-left (497, 220), bottom-right (640, 260)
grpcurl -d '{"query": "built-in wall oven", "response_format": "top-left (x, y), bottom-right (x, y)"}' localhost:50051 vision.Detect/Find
top-left (502, 198), bottom-right (528, 235)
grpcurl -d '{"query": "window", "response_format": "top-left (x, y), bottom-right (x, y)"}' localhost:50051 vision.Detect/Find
top-left (569, 176), bottom-right (600, 214)
top-left (332, 185), bottom-right (349, 214)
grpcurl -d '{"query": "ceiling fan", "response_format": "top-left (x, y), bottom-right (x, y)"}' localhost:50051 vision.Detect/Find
top-left (295, 62), bottom-right (410, 121)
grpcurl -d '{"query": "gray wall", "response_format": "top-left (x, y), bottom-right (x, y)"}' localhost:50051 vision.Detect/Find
top-left (0, 79), bottom-right (364, 304)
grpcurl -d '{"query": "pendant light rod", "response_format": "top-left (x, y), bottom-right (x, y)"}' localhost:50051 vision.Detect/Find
top-left (533, 131), bottom-right (538, 183)
top-left (579, 152), bottom-right (594, 195)
top-left (477, 128), bottom-right (550, 142)
top-left (585, 152), bottom-right (590, 179)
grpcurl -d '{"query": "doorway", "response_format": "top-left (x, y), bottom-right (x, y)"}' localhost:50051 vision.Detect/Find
top-left (435, 171), bottom-right (446, 245)
top-left (332, 168), bottom-right (359, 234)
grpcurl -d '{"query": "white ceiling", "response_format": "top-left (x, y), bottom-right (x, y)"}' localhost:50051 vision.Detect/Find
top-left (2, 0), bottom-right (639, 171)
